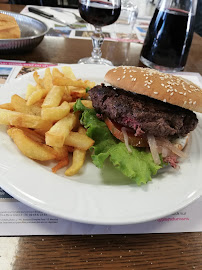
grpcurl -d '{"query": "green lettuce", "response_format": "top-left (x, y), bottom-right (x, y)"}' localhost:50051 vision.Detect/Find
top-left (74, 99), bottom-right (163, 185)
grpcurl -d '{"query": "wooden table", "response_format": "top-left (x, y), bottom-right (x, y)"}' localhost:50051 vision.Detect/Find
top-left (0, 4), bottom-right (202, 270)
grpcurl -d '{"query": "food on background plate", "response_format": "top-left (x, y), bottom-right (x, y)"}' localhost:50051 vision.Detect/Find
top-left (0, 66), bottom-right (95, 176)
top-left (0, 13), bottom-right (21, 39)
top-left (74, 66), bottom-right (202, 185)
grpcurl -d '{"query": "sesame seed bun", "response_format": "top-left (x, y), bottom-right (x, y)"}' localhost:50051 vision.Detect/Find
top-left (104, 66), bottom-right (202, 113)
top-left (0, 13), bottom-right (20, 39)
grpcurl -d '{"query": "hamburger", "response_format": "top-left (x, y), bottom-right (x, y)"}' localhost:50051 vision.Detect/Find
top-left (74, 66), bottom-right (202, 185)
top-left (0, 13), bottom-right (21, 39)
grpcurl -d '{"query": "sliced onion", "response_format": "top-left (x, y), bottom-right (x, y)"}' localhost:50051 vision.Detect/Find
top-left (161, 147), bottom-right (169, 158)
top-left (156, 138), bottom-right (187, 158)
top-left (147, 135), bottom-right (161, 165)
top-left (121, 127), bottom-right (132, 153)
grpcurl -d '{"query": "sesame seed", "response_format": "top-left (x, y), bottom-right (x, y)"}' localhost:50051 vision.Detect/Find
top-left (122, 75), bottom-right (125, 79)
top-left (193, 101), bottom-right (196, 104)
top-left (184, 93), bottom-right (186, 96)
top-left (163, 99), bottom-right (167, 102)
top-left (154, 92), bottom-right (158, 94)
top-left (161, 84), bottom-right (165, 86)
top-left (117, 78), bottom-right (120, 81)
top-left (184, 101), bottom-right (187, 105)
top-left (170, 92), bottom-right (174, 96)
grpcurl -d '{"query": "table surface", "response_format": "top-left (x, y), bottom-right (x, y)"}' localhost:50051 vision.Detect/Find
top-left (0, 4), bottom-right (202, 270)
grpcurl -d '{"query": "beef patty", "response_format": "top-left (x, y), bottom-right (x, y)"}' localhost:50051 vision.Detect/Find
top-left (89, 84), bottom-right (198, 138)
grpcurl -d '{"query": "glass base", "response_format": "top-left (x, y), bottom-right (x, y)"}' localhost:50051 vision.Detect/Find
top-left (140, 56), bottom-right (184, 73)
top-left (78, 57), bottom-right (113, 66)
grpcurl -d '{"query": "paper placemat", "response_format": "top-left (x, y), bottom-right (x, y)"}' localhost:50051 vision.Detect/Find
top-left (21, 5), bottom-right (149, 43)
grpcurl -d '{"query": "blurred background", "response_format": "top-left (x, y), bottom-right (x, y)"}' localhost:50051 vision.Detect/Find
top-left (1, 0), bottom-right (201, 37)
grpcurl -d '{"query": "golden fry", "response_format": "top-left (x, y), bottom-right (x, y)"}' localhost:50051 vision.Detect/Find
top-left (11, 94), bottom-right (41, 116)
top-left (0, 109), bottom-right (52, 129)
top-left (26, 85), bottom-right (47, 106)
top-left (45, 113), bottom-right (77, 147)
top-left (41, 101), bottom-right (70, 121)
top-left (25, 84), bottom-right (37, 100)
top-left (7, 127), bottom-right (56, 161)
top-left (53, 76), bottom-right (92, 89)
top-left (64, 131), bottom-right (94, 150)
top-left (43, 67), bottom-right (53, 91)
top-left (52, 145), bottom-right (69, 160)
top-left (33, 71), bottom-right (44, 87)
top-left (19, 127), bottom-right (45, 144)
top-left (61, 93), bottom-right (73, 103)
top-left (61, 66), bottom-right (76, 80)
top-left (65, 127), bottom-right (87, 176)
top-left (52, 67), bottom-right (64, 78)
top-left (42, 85), bottom-right (65, 108)
top-left (0, 103), bottom-right (14, 111)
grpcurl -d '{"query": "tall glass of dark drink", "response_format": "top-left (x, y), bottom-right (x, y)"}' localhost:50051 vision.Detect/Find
top-left (140, 0), bottom-right (198, 72)
top-left (78, 0), bottom-right (121, 65)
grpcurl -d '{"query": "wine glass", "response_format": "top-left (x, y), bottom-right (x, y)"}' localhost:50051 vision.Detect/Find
top-left (78, 0), bottom-right (121, 65)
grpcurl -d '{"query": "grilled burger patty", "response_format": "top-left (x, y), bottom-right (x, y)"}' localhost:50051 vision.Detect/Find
top-left (89, 84), bottom-right (198, 138)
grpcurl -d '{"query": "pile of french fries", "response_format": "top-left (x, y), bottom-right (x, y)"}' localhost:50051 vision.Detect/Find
top-left (0, 66), bottom-right (95, 176)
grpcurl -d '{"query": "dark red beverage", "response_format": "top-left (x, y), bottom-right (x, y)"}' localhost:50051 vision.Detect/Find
top-left (78, 1), bottom-right (121, 27)
top-left (140, 8), bottom-right (195, 70)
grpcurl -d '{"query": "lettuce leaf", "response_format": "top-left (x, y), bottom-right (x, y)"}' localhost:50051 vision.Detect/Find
top-left (74, 99), bottom-right (163, 185)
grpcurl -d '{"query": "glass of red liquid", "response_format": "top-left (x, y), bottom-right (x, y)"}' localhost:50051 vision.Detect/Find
top-left (140, 0), bottom-right (198, 72)
top-left (78, 0), bottom-right (121, 65)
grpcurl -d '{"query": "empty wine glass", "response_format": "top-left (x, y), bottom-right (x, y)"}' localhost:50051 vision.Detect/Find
top-left (78, 0), bottom-right (121, 65)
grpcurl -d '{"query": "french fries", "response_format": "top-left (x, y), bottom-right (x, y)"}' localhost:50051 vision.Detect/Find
top-left (45, 113), bottom-right (77, 147)
top-left (65, 127), bottom-right (87, 176)
top-left (11, 94), bottom-right (41, 116)
top-left (0, 66), bottom-right (95, 177)
top-left (41, 101), bottom-right (70, 121)
top-left (42, 86), bottom-right (65, 108)
top-left (0, 109), bottom-right (52, 129)
top-left (64, 131), bottom-right (94, 150)
top-left (7, 127), bottom-right (56, 161)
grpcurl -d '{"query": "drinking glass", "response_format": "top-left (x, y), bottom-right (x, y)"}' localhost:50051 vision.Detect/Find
top-left (78, 0), bottom-right (121, 65)
top-left (140, 0), bottom-right (198, 72)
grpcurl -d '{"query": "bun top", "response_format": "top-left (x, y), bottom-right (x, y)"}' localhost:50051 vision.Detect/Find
top-left (104, 66), bottom-right (202, 113)
top-left (0, 13), bottom-right (20, 39)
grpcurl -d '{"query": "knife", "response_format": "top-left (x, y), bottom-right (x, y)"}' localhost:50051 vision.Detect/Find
top-left (28, 7), bottom-right (77, 29)
top-left (50, 7), bottom-right (86, 23)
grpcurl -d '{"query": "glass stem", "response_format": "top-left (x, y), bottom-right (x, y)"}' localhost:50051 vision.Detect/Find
top-left (91, 27), bottom-right (104, 61)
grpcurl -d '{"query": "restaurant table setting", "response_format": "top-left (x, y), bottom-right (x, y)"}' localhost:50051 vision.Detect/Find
top-left (21, 4), bottom-right (145, 43)
top-left (0, 2), bottom-right (202, 270)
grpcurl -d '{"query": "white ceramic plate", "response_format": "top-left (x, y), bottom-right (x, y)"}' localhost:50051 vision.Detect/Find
top-left (0, 64), bottom-right (202, 225)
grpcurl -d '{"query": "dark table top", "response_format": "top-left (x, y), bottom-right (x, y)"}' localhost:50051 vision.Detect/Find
top-left (0, 4), bottom-right (202, 270)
